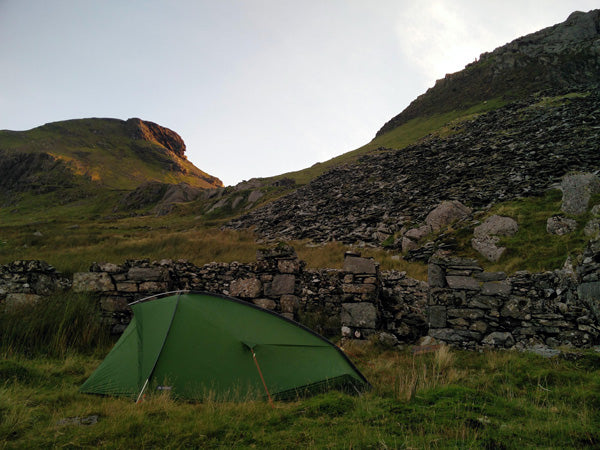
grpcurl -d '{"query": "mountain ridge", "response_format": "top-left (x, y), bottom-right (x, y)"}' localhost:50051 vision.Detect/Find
top-left (376, 9), bottom-right (600, 137)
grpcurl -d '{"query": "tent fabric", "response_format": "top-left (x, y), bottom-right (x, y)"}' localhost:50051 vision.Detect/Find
top-left (80, 291), bottom-right (369, 401)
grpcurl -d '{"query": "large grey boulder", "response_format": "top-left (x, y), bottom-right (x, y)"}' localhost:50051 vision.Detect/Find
top-left (471, 215), bottom-right (518, 262)
top-left (473, 215), bottom-right (518, 238)
top-left (561, 173), bottom-right (600, 215)
top-left (425, 201), bottom-right (472, 232)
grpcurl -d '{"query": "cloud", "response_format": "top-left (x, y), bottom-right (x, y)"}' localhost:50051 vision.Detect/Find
top-left (395, 1), bottom-right (498, 86)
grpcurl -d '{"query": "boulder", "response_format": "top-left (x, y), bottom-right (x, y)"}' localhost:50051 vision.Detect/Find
top-left (471, 236), bottom-right (506, 262)
top-left (230, 278), bottom-right (262, 298)
top-left (561, 172), bottom-right (600, 215)
top-left (473, 215), bottom-right (518, 238)
top-left (547, 215), bottom-right (578, 235)
top-left (425, 201), bottom-right (472, 232)
top-left (482, 332), bottom-right (515, 348)
top-left (269, 274), bottom-right (295, 296)
top-left (471, 215), bottom-right (518, 262)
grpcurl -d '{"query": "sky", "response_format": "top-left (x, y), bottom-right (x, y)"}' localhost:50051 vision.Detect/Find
top-left (1, 1), bottom-right (598, 186)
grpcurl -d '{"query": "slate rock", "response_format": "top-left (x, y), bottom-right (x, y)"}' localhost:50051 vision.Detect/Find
top-left (547, 215), bottom-right (577, 235)
top-left (341, 302), bottom-right (378, 328)
top-left (473, 215), bottom-right (518, 238)
top-left (425, 200), bottom-right (472, 232)
top-left (561, 172), bottom-right (600, 215)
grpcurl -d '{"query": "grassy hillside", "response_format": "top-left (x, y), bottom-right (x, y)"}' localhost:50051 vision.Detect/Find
top-left (0, 118), bottom-right (221, 190)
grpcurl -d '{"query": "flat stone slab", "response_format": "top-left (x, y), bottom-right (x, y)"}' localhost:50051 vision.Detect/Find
top-left (343, 256), bottom-right (377, 274)
top-left (72, 272), bottom-right (114, 292)
top-left (341, 302), bottom-right (377, 328)
top-left (445, 276), bottom-right (481, 291)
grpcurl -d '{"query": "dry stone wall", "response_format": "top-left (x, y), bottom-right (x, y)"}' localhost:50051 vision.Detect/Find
top-left (427, 242), bottom-right (600, 349)
top-left (1, 241), bottom-right (599, 350)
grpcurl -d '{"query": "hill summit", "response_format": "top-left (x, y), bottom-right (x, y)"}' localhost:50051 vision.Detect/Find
top-left (0, 117), bottom-right (222, 209)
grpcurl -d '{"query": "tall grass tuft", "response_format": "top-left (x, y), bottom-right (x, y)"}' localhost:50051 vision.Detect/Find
top-left (0, 291), bottom-right (111, 357)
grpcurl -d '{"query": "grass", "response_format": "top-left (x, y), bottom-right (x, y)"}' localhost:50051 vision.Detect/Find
top-left (447, 189), bottom-right (598, 274)
top-left (1, 341), bottom-right (599, 448)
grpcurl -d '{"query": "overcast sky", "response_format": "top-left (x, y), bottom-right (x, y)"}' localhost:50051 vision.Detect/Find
top-left (1, 1), bottom-right (597, 186)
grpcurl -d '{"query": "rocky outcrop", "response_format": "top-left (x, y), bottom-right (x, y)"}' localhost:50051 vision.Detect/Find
top-left (377, 9), bottom-right (600, 136)
top-left (0, 151), bottom-right (79, 200)
top-left (125, 118), bottom-right (187, 159)
top-left (228, 90), bottom-right (600, 246)
top-left (116, 182), bottom-right (205, 215)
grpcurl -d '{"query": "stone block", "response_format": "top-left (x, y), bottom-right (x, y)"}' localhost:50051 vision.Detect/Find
top-left (116, 282), bottom-right (138, 293)
top-left (5, 293), bottom-right (41, 308)
top-left (428, 305), bottom-right (447, 328)
top-left (277, 259), bottom-right (301, 274)
top-left (342, 283), bottom-right (377, 295)
top-left (446, 276), bottom-right (480, 290)
top-left (127, 267), bottom-right (164, 281)
top-left (447, 308), bottom-right (484, 320)
top-left (230, 278), bottom-right (262, 298)
top-left (561, 172), bottom-right (600, 215)
top-left (280, 294), bottom-right (299, 313)
top-left (100, 296), bottom-right (130, 312)
top-left (428, 328), bottom-right (481, 343)
top-left (253, 298), bottom-right (277, 310)
top-left (270, 274), bottom-right (295, 296)
top-left (428, 263), bottom-right (446, 288)
top-left (501, 297), bottom-right (530, 319)
top-left (470, 321), bottom-right (488, 334)
top-left (474, 271), bottom-right (507, 282)
top-left (482, 332), bottom-right (515, 348)
top-left (481, 281), bottom-right (511, 296)
top-left (343, 255), bottom-right (377, 274)
top-left (95, 262), bottom-right (121, 273)
top-left (73, 272), bottom-right (114, 292)
top-left (341, 302), bottom-right (377, 328)
top-left (138, 281), bottom-right (168, 292)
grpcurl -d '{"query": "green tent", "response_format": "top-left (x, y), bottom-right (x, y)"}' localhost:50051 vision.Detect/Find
top-left (80, 291), bottom-right (369, 401)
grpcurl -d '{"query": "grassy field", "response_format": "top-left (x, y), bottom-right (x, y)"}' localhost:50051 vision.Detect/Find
top-left (1, 295), bottom-right (599, 448)
top-left (1, 343), bottom-right (599, 448)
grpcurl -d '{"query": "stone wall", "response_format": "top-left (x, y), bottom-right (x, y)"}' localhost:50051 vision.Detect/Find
top-left (427, 241), bottom-right (600, 349)
top-left (0, 246), bottom-right (427, 343)
top-left (1, 240), bottom-right (599, 350)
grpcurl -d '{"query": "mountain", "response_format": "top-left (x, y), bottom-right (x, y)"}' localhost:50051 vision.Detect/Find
top-left (377, 9), bottom-right (600, 136)
top-left (226, 10), bottom-right (600, 248)
top-left (0, 118), bottom-right (222, 210)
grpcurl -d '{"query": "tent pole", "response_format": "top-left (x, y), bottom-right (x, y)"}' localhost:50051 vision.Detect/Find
top-left (136, 378), bottom-right (149, 403)
top-left (251, 349), bottom-right (274, 408)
